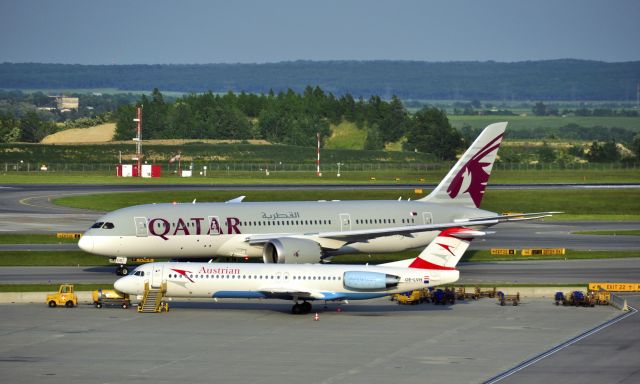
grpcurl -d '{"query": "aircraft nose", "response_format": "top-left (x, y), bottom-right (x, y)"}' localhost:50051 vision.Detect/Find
top-left (114, 277), bottom-right (129, 293)
top-left (78, 235), bottom-right (93, 252)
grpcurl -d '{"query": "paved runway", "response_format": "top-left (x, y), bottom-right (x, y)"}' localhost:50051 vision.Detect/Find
top-left (0, 298), bottom-right (622, 384)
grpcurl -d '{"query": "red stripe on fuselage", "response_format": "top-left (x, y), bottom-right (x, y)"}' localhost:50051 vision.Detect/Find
top-left (408, 258), bottom-right (456, 270)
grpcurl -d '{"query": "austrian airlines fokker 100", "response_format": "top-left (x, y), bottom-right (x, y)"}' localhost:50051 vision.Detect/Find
top-left (79, 122), bottom-right (556, 275)
top-left (114, 227), bottom-right (482, 314)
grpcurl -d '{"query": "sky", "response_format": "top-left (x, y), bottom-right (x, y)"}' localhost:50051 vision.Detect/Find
top-left (1, 0), bottom-right (638, 64)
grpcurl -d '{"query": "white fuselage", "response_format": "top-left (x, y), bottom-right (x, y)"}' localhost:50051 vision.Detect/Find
top-left (115, 262), bottom-right (460, 301)
top-left (79, 200), bottom-right (492, 260)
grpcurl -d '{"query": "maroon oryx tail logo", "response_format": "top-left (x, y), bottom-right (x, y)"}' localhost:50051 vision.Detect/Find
top-left (447, 133), bottom-right (503, 208)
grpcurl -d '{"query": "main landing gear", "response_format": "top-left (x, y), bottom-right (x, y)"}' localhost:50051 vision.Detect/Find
top-left (291, 301), bottom-right (312, 315)
top-left (115, 265), bottom-right (129, 276)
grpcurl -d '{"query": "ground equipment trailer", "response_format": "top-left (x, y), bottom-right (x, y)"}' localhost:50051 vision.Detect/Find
top-left (92, 289), bottom-right (131, 309)
top-left (556, 291), bottom-right (595, 307)
top-left (46, 284), bottom-right (78, 308)
top-left (475, 286), bottom-right (497, 298)
top-left (497, 291), bottom-right (520, 306)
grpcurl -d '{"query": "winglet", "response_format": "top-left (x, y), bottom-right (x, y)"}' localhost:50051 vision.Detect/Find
top-left (225, 196), bottom-right (246, 203)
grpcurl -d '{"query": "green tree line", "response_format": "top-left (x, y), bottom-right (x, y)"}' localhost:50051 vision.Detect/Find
top-left (113, 88), bottom-right (463, 160)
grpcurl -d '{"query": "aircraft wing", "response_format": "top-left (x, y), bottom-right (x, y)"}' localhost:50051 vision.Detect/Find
top-left (246, 211), bottom-right (560, 245)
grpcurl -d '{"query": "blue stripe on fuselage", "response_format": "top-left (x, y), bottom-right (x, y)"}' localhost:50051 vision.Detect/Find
top-left (212, 291), bottom-right (390, 301)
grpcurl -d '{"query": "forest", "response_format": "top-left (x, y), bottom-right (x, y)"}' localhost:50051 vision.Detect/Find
top-left (2, 60), bottom-right (639, 100)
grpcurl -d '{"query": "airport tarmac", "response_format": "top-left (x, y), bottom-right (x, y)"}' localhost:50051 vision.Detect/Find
top-left (0, 297), bottom-right (629, 384)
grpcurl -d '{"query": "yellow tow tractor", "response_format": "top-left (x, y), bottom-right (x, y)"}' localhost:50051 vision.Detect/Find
top-left (46, 284), bottom-right (78, 308)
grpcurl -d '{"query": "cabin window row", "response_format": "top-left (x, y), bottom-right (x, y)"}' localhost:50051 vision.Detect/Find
top-left (167, 274), bottom-right (341, 281)
top-left (354, 218), bottom-right (415, 224)
top-left (241, 220), bottom-right (331, 227)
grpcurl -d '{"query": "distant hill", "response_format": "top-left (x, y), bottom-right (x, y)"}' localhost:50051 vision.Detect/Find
top-left (1, 60), bottom-right (638, 100)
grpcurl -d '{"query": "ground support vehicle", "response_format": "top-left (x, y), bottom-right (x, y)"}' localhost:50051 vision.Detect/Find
top-left (46, 284), bottom-right (78, 308)
top-left (554, 291), bottom-right (566, 305)
top-left (562, 291), bottom-right (595, 307)
top-left (497, 291), bottom-right (520, 306)
top-left (395, 289), bottom-right (430, 305)
top-left (92, 289), bottom-right (131, 309)
top-left (590, 290), bottom-right (610, 305)
top-left (433, 288), bottom-right (456, 305)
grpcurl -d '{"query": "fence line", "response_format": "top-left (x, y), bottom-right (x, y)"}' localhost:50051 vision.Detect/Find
top-left (2, 161), bottom-right (639, 175)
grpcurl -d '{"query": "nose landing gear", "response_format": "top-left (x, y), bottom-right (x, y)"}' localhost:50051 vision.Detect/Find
top-left (115, 265), bottom-right (129, 276)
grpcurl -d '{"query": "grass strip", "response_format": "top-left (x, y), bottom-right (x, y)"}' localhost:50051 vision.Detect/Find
top-left (0, 234), bottom-right (78, 244)
top-left (2, 167), bottom-right (640, 185)
top-left (0, 251), bottom-right (109, 266)
top-left (573, 230), bottom-right (640, 236)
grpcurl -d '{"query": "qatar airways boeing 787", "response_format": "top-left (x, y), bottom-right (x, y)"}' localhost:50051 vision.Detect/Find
top-left (79, 122), bottom-right (557, 275)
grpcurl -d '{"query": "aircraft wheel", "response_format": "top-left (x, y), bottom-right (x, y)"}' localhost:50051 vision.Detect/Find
top-left (120, 266), bottom-right (129, 276)
top-left (48, 300), bottom-right (57, 308)
top-left (291, 304), bottom-right (302, 315)
top-left (301, 301), bottom-right (312, 314)
top-left (115, 266), bottom-right (123, 276)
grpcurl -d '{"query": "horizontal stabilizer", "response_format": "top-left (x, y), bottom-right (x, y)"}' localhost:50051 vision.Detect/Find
top-left (225, 196), bottom-right (246, 203)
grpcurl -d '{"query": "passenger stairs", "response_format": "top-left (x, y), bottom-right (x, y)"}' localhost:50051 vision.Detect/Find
top-left (137, 282), bottom-right (169, 313)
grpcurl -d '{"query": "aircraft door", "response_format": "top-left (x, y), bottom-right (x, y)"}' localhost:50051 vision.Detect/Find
top-left (150, 264), bottom-right (164, 288)
top-left (339, 213), bottom-right (352, 231)
top-left (422, 212), bottom-right (433, 225)
top-left (208, 216), bottom-right (222, 235)
top-left (134, 217), bottom-right (148, 237)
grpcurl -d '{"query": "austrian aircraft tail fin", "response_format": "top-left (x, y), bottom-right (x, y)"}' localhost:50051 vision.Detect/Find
top-left (419, 122), bottom-right (507, 208)
top-left (381, 227), bottom-right (484, 269)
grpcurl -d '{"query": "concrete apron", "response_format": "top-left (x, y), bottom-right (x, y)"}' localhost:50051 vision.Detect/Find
top-left (0, 286), bottom-right (589, 304)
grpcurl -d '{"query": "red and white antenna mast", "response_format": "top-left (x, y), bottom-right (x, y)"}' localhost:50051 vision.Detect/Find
top-left (316, 132), bottom-right (321, 177)
top-left (132, 106), bottom-right (142, 176)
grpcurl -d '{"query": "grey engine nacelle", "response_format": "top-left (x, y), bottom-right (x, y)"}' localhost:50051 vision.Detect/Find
top-left (343, 271), bottom-right (400, 291)
top-left (262, 238), bottom-right (323, 264)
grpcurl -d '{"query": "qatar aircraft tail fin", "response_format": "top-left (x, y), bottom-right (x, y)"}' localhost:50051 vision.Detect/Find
top-left (419, 122), bottom-right (507, 208)
top-left (381, 227), bottom-right (484, 269)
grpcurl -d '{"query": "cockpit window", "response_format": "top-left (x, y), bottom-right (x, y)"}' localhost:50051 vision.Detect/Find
top-left (102, 222), bottom-right (115, 229)
top-left (133, 270), bottom-right (145, 276)
top-left (90, 222), bottom-right (104, 229)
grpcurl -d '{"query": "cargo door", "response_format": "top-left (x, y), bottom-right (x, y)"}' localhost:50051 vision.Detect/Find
top-left (422, 212), bottom-right (433, 225)
top-left (134, 217), bottom-right (148, 237)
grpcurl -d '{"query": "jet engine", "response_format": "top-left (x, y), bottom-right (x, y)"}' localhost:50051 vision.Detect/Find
top-left (343, 271), bottom-right (400, 291)
top-left (262, 238), bottom-right (323, 264)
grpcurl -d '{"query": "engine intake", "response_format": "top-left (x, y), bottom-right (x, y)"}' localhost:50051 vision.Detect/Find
top-left (262, 238), bottom-right (323, 264)
top-left (343, 271), bottom-right (400, 291)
